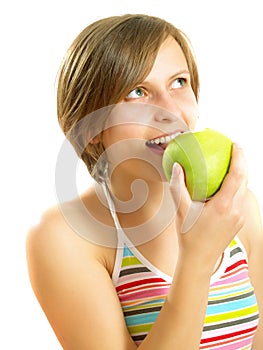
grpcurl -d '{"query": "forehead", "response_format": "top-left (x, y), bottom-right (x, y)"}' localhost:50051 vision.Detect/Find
top-left (143, 36), bottom-right (188, 82)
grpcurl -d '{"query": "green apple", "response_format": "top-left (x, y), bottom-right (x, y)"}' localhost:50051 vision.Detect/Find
top-left (162, 128), bottom-right (233, 201)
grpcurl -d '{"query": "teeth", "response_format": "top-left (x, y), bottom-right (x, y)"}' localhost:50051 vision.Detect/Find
top-left (148, 132), bottom-right (182, 145)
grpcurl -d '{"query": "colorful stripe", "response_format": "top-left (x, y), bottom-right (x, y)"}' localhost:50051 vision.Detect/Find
top-left (113, 239), bottom-right (259, 348)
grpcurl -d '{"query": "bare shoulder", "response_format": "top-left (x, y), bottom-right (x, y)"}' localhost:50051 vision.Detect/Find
top-left (26, 185), bottom-right (117, 272)
top-left (26, 188), bottom-right (134, 349)
top-left (26, 200), bottom-right (103, 269)
top-left (26, 192), bottom-right (114, 304)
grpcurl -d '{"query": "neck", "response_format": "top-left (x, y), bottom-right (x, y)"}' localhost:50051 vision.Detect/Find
top-left (104, 168), bottom-right (176, 246)
top-left (109, 167), bottom-right (169, 210)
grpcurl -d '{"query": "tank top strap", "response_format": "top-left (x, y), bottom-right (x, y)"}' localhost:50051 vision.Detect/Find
top-left (101, 181), bottom-right (128, 283)
top-left (101, 181), bottom-right (125, 246)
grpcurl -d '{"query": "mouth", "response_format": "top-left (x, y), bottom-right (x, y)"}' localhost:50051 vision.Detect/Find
top-left (146, 130), bottom-right (184, 154)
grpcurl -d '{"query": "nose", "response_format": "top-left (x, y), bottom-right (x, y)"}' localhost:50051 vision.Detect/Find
top-left (151, 92), bottom-right (197, 130)
top-left (152, 92), bottom-right (184, 123)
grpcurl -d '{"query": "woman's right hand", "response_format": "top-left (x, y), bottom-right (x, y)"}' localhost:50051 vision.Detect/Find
top-left (169, 143), bottom-right (248, 274)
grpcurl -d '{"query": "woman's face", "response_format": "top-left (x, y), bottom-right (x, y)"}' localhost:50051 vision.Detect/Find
top-left (101, 35), bottom-right (199, 181)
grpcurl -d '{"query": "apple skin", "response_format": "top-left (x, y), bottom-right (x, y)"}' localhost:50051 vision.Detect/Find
top-left (162, 128), bottom-right (233, 201)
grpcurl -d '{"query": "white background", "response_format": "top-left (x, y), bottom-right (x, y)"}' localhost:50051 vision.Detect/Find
top-left (1, 0), bottom-right (262, 348)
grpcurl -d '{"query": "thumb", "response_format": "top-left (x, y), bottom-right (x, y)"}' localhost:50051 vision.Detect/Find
top-left (169, 162), bottom-right (192, 219)
top-left (169, 163), bottom-right (205, 233)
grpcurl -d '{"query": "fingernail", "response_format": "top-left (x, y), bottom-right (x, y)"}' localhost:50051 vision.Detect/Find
top-left (172, 162), bottom-right (180, 173)
top-left (233, 142), bottom-right (243, 149)
top-left (171, 163), bottom-right (182, 180)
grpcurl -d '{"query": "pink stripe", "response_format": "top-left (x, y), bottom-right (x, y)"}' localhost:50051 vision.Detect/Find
top-left (117, 281), bottom-right (169, 295)
top-left (220, 265), bottom-right (247, 279)
top-left (117, 281), bottom-right (169, 294)
top-left (119, 286), bottom-right (169, 303)
top-left (211, 270), bottom-right (248, 287)
top-left (200, 337), bottom-right (253, 350)
top-left (207, 336), bottom-right (253, 350)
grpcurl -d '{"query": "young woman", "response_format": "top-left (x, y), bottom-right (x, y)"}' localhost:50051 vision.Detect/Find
top-left (26, 14), bottom-right (263, 349)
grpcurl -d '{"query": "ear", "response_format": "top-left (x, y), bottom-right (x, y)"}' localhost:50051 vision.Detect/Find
top-left (89, 134), bottom-right (101, 145)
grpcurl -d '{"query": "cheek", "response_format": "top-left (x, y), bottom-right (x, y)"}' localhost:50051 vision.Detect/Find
top-left (102, 125), bottom-right (147, 148)
top-left (102, 127), bottom-right (148, 172)
top-left (183, 92), bottom-right (199, 129)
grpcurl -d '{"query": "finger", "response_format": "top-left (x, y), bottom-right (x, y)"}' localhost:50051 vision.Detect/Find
top-left (213, 143), bottom-right (247, 203)
top-left (229, 143), bottom-right (248, 180)
top-left (169, 162), bottom-right (192, 220)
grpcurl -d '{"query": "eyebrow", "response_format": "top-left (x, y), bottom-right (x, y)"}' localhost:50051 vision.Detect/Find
top-left (170, 69), bottom-right (190, 78)
top-left (169, 70), bottom-right (191, 83)
top-left (141, 69), bottom-right (190, 85)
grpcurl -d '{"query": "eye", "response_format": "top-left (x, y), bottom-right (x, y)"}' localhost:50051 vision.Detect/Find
top-left (126, 87), bottom-right (145, 99)
top-left (171, 78), bottom-right (186, 89)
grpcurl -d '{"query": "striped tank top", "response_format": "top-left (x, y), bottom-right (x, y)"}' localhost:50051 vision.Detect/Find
top-left (103, 185), bottom-right (260, 348)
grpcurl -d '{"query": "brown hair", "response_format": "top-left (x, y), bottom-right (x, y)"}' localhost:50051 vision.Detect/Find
top-left (57, 14), bottom-right (200, 177)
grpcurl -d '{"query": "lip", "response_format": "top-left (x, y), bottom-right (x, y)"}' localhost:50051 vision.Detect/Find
top-left (145, 129), bottom-right (185, 155)
top-left (151, 129), bottom-right (185, 139)
top-left (146, 143), bottom-right (166, 155)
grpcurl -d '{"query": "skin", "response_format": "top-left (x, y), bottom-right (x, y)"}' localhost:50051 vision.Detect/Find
top-left (26, 36), bottom-right (263, 349)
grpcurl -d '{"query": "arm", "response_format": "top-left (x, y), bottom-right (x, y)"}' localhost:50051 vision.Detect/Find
top-left (26, 208), bottom-right (137, 350)
top-left (239, 191), bottom-right (263, 348)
